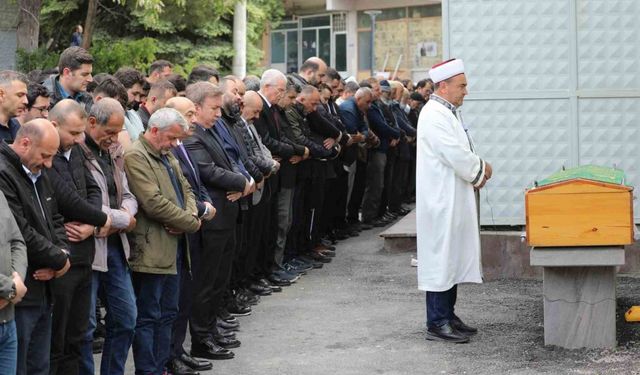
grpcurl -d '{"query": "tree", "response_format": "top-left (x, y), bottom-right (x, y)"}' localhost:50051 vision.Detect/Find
top-left (16, 0), bottom-right (44, 51)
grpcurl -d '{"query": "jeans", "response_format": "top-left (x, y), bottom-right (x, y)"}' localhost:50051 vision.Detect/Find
top-left (15, 304), bottom-right (52, 375)
top-left (426, 285), bottom-right (458, 328)
top-left (0, 320), bottom-right (17, 375)
top-left (132, 247), bottom-right (181, 374)
top-left (79, 241), bottom-right (137, 375)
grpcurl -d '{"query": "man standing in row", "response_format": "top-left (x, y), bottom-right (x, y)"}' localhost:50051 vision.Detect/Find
top-left (0, 120), bottom-right (71, 375)
top-left (125, 108), bottom-right (201, 374)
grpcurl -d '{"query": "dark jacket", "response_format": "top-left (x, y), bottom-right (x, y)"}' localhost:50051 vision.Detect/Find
top-left (221, 109), bottom-right (264, 184)
top-left (172, 143), bottom-right (212, 218)
top-left (0, 142), bottom-right (69, 307)
top-left (184, 124), bottom-right (247, 231)
top-left (253, 95), bottom-right (305, 159)
top-left (137, 105), bottom-right (151, 130)
top-left (42, 74), bottom-right (93, 109)
top-left (367, 101), bottom-right (400, 153)
top-left (49, 145), bottom-right (108, 266)
top-left (0, 118), bottom-right (21, 145)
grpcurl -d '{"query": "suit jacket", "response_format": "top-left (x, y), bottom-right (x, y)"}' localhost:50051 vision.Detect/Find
top-left (253, 95), bottom-right (305, 159)
top-left (172, 143), bottom-right (212, 217)
top-left (184, 124), bottom-right (246, 231)
top-left (0, 142), bottom-right (69, 307)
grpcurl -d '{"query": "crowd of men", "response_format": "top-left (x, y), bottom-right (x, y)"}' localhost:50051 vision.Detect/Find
top-left (0, 46), bottom-right (433, 375)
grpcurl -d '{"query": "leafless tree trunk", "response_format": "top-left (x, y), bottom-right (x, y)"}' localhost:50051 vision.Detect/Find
top-left (16, 0), bottom-right (43, 51)
top-left (82, 0), bottom-right (99, 50)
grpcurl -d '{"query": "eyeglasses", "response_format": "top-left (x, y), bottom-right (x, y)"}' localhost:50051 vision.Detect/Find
top-left (31, 105), bottom-right (50, 114)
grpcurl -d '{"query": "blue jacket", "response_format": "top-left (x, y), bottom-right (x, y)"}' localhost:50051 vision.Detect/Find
top-left (338, 97), bottom-right (368, 136)
top-left (367, 101), bottom-right (400, 153)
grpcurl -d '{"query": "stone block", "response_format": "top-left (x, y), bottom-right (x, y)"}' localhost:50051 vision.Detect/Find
top-left (530, 247), bottom-right (625, 267)
top-left (542, 266), bottom-right (617, 349)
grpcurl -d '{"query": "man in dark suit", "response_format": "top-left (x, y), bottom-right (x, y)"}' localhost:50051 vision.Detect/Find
top-left (254, 70), bottom-right (308, 285)
top-left (184, 82), bottom-right (251, 361)
top-left (165, 97), bottom-right (215, 375)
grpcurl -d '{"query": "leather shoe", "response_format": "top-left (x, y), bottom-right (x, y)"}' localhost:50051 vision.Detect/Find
top-left (249, 283), bottom-right (272, 296)
top-left (218, 327), bottom-right (237, 339)
top-left (450, 317), bottom-right (478, 336)
top-left (214, 335), bottom-right (241, 349)
top-left (191, 339), bottom-right (234, 360)
top-left (267, 274), bottom-right (292, 286)
top-left (425, 323), bottom-right (469, 343)
top-left (179, 353), bottom-right (212, 371)
top-left (167, 358), bottom-right (198, 375)
top-left (359, 222), bottom-right (373, 230)
top-left (216, 318), bottom-right (239, 330)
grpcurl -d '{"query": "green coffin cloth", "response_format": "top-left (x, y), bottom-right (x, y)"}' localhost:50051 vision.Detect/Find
top-left (538, 165), bottom-right (628, 187)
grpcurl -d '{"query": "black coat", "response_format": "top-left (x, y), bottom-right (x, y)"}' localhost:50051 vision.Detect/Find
top-left (184, 124), bottom-right (246, 231)
top-left (171, 143), bottom-right (212, 218)
top-left (49, 145), bottom-right (108, 266)
top-left (220, 111), bottom-right (264, 184)
top-left (253, 96), bottom-right (304, 159)
top-left (0, 142), bottom-right (69, 307)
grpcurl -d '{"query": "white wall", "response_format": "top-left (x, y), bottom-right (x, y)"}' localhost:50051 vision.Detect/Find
top-left (442, 0), bottom-right (640, 225)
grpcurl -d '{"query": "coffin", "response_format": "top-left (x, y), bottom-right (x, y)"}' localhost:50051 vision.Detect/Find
top-left (525, 166), bottom-right (634, 247)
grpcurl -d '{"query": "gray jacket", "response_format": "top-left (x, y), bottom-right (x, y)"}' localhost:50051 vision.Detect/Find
top-left (0, 190), bottom-right (27, 323)
top-left (81, 143), bottom-right (138, 272)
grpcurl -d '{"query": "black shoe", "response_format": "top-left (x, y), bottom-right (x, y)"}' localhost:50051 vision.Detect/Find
top-left (228, 303), bottom-right (251, 317)
top-left (450, 317), bottom-right (478, 336)
top-left (306, 251), bottom-right (331, 263)
top-left (267, 274), bottom-right (292, 287)
top-left (366, 219), bottom-right (387, 228)
top-left (217, 308), bottom-right (236, 323)
top-left (215, 335), bottom-right (241, 349)
top-left (269, 284), bottom-right (282, 292)
top-left (179, 353), bottom-right (212, 371)
top-left (425, 323), bottom-right (470, 343)
top-left (191, 339), bottom-right (235, 360)
top-left (216, 318), bottom-right (239, 330)
top-left (218, 327), bottom-right (237, 339)
top-left (168, 358), bottom-right (198, 374)
top-left (296, 256), bottom-right (324, 269)
top-left (248, 283), bottom-right (272, 296)
top-left (320, 239), bottom-right (336, 250)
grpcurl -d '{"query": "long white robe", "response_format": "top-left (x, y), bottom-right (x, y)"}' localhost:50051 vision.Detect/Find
top-left (416, 98), bottom-right (486, 292)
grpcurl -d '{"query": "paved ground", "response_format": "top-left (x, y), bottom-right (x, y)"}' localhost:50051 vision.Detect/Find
top-left (110, 221), bottom-right (640, 374)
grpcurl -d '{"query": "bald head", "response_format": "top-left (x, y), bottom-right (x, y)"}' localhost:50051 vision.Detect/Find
top-left (49, 99), bottom-right (88, 152)
top-left (241, 91), bottom-right (263, 123)
top-left (297, 85), bottom-right (320, 113)
top-left (12, 119), bottom-right (60, 173)
top-left (299, 57), bottom-right (328, 86)
top-left (165, 96), bottom-right (197, 134)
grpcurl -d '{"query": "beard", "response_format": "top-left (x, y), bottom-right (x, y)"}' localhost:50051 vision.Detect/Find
top-left (129, 101), bottom-right (141, 111)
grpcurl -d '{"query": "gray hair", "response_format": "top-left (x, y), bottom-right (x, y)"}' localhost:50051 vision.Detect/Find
top-left (89, 97), bottom-right (125, 125)
top-left (0, 70), bottom-right (28, 88)
top-left (354, 87), bottom-right (372, 99)
top-left (344, 81), bottom-right (360, 94)
top-left (148, 107), bottom-right (189, 132)
top-left (260, 69), bottom-right (286, 89)
top-left (185, 81), bottom-right (222, 106)
top-left (243, 75), bottom-right (261, 92)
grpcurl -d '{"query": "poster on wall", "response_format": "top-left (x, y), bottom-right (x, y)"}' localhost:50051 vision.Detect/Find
top-left (415, 41), bottom-right (438, 66)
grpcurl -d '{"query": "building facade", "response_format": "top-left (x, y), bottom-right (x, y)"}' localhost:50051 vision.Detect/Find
top-left (266, 0), bottom-right (442, 81)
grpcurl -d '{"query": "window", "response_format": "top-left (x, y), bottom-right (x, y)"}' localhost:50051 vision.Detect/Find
top-left (271, 32), bottom-right (285, 64)
top-left (302, 29), bottom-right (317, 60)
top-left (302, 15), bottom-right (331, 28)
top-left (286, 31), bottom-right (298, 73)
top-left (358, 7), bottom-right (407, 28)
top-left (358, 31), bottom-right (372, 71)
top-left (318, 29), bottom-right (331, 65)
top-left (335, 34), bottom-right (347, 72)
top-left (409, 4), bottom-right (441, 18)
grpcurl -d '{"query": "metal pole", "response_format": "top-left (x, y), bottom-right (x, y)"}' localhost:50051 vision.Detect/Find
top-left (232, 0), bottom-right (247, 78)
top-left (364, 10), bottom-right (381, 77)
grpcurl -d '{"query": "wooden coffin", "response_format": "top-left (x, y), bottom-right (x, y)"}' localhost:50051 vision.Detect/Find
top-left (525, 166), bottom-right (634, 247)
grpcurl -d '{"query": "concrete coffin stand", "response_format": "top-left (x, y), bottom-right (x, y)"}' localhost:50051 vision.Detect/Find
top-left (530, 247), bottom-right (624, 349)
